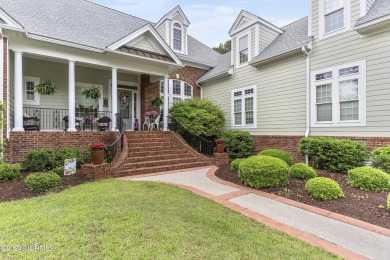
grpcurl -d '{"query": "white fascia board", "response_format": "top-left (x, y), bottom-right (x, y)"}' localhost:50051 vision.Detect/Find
top-left (0, 8), bottom-right (23, 29)
top-left (355, 14), bottom-right (390, 31)
top-left (155, 5), bottom-right (190, 28)
top-left (106, 23), bottom-right (182, 65)
top-left (197, 67), bottom-right (234, 84)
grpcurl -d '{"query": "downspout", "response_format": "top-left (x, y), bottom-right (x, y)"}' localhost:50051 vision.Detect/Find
top-left (302, 45), bottom-right (312, 164)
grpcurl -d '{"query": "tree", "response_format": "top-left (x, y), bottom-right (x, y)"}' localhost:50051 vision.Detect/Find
top-left (212, 40), bottom-right (231, 54)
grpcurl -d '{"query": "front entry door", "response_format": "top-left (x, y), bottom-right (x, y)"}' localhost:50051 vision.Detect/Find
top-left (117, 88), bottom-right (134, 130)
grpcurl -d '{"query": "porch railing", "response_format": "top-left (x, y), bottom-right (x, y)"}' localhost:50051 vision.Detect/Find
top-left (104, 113), bottom-right (126, 163)
top-left (23, 107), bottom-right (112, 131)
top-left (169, 115), bottom-right (216, 157)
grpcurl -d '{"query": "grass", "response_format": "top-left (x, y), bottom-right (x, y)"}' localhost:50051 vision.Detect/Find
top-left (0, 180), bottom-right (339, 259)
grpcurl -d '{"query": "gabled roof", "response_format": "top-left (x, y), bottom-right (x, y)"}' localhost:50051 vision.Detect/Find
top-left (355, 0), bottom-right (390, 27)
top-left (197, 52), bottom-right (232, 83)
top-left (250, 17), bottom-right (310, 64)
top-left (176, 36), bottom-right (221, 67)
top-left (155, 5), bottom-right (190, 28)
top-left (0, 0), bottom-right (150, 50)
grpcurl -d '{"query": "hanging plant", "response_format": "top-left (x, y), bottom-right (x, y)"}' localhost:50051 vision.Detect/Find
top-left (35, 80), bottom-right (58, 96)
top-left (151, 97), bottom-right (163, 107)
top-left (82, 87), bottom-right (101, 100)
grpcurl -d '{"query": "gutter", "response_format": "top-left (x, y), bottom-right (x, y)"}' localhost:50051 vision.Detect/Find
top-left (302, 42), bottom-right (312, 164)
top-left (197, 66), bottom-right (233, 85)
top-left (355, 14), bottom-right (390, 31)
top-left (250, 46), bottom-right (306, 66)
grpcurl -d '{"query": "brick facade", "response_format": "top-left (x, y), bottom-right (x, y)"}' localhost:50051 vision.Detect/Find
top-left (140, 65), bottom-right (207, 125)
top-left (5, 131), bottom-right (118, 163)
top-left (252, 135), bottom-right (390, 163)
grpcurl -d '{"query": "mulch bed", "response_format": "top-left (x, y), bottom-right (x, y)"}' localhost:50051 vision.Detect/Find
top-left (0, 172), bottom-right (89, 202)
top-left (216, 164), bottom-right (390, 229)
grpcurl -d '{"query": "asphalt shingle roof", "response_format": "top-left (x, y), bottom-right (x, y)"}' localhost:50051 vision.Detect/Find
top-left (356, 0), bottom-right (390, 26)
top-left (250, 17), bottom-right (310, 64)
top-left (177, 36), bottom-right (221, 67)
top-left (198, 52), bottom-right (231, 82)
top-left (0, 0), bottom-right (150, 50)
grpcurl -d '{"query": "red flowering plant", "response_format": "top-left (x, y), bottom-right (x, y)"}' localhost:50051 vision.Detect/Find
top-left (215, 138), bottom-right (225, 144)
top-left (90, 143), bottom-right (105, 150)
top-left (145, 111), bottom-right (159, 118)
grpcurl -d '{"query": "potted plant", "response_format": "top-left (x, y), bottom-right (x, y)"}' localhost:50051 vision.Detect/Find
top-left (35, 80), bottom-right (58, 96)
top-left (144, 110), bottom-right (159, 118)
top-left (82, 87), bottom-right (101, 100)
top-left (90, 143), bottom-right (105, 165)
top-left (215, 138), bottom-right (225, 153)
top-left (151, 97), bottom-right (163, 107)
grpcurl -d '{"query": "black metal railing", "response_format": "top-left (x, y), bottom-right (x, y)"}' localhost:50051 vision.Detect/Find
top-left (23, 107), bottom-right (112, 131)
top-left (104, 113), bottom-right (126, 163)
top-left (169, 115), bottom-right (216, 157)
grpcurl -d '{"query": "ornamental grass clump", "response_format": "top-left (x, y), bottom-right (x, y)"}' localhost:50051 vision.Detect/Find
top-left (25, 172), bottom-right (62, 192)
top-left (230, 158), bottom-right (246, 172)
top-left (348, 167), bottom-right (390, 191)
top-left (290, 163), bottom-right (317, 180)
top-left (305, 177), bottom-right (344, 201)
top-left (258, 149), bottom-right (293, 166)
top-left (238, 156), bottom-right (289, 188)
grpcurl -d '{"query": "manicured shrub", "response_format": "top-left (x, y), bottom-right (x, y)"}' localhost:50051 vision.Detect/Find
top-left (305, 177), bottom-right (344, 201)
top-left (348, 167), bottom-right (390, 191)
top-left (299, 137), bottom-right (366, 173)
top-left (221, 131), bottom-right (253, 158)
top-left (371, 146), bottom-right (390, 174)
top-left (238, 156), bottom-right (289, 188)
top-left (230, 158), bottom-right (246, 172)
top-left (53, 147), bottom-right (81, 168)
top-left (290, 163), bottom-right (317, 180)
top-left (21, 148), bottom-right (54, 171)
top-left (52, 166), bottom-right (65, 178)
top-left (169, 98), bottom-right (225, 136)
top-left (24, 172), bottom-right (61, 192)
top-left (0, 163), bottom-right (21, 183)
top-left (258, 149), bottom-right (293, 166)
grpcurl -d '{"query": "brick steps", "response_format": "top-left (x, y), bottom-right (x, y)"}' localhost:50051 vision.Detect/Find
top-left (116, 132), bottom-right (212, 176)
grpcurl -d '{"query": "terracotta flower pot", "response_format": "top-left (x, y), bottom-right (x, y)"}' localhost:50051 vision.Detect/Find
top-left (217, 144), bottom-right (225, 153)
top-left (91, 149), bottom-right (104, 165)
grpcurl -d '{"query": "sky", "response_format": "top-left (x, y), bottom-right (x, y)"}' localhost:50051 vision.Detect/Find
top-left (90, 0), bottom-right (308, 48)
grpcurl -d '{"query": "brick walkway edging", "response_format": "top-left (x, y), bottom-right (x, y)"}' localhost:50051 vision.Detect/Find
top-left (118, 166), bottom-right (390, 260)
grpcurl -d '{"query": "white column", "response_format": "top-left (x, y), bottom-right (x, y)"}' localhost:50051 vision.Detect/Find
top-left (111, 68), bottom-right (118, 131)
top-left (67, 60), bottom-right (77, 131)
top-left (163, 76), bottom-right (169, 131)
top-left (13, 51), bottom-right (24, 132)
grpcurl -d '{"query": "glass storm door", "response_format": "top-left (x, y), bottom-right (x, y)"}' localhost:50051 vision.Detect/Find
top-left (117, 88), bottom-right (134, 130)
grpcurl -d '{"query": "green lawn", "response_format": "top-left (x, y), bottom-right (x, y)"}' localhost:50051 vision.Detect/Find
top-left (0, 180), bottom-right (338, 259)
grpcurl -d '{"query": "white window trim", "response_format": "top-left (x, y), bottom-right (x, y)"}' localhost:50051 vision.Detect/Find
top-left (310, 59), bottom-right (366, 128)
top-left (160, 80), bottom-right (193, 108)
top-left (171, 21), bottom-right (185, 54)
top-left (23, 76), bottom-right (40, 106)
top-left (231, 85), bottom-right (257, 129)
top-left (236, 30), bottom-right (251, 68)
top-left (318, 0), bottom-right (351, 40)
top-left (75, 82), bottom-right (104, 112)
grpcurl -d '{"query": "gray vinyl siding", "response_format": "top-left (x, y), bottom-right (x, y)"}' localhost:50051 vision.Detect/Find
top-left (167, 21), bottom-right (172, 46)
top-left (183, 27), bottom-right (188, 55)
top-left (310, 0), bottom-right (390, 137)
top-left (259, 25), bottom-right (279, 52)
top-left (232, 36), bottom-right (237, 66)
top-left (202, 55), bottom-right (307, 135)
top-left (251, 27), bottom-right (256, 59)
top-left (366, 0), bottom-right (375, 10)
top-left (156, 22), bottom-right (167, 42)
top-left (132, 37), bottom-right (159, 53)
top-left (22, 58), bottom-right (138, 111)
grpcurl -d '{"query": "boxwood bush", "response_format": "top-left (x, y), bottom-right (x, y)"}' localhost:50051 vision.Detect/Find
top-left (258, 149), bottom-right (293, 166)
top-left (53, 147), bottom-right (82, 168)
top-left (0, 163), bottom-right (21, 183)
top-left (230, 158), bottom-right (246, 172)
top-left (21, 148), bottom-right (54, 171)
top-left (24, 172), bottom-right (62, 192)
top-left (348, 167), bottom-right (390, 191)
top-left (305, 177), bottom-right (344, 201)
top-left (238, 155), bottom-right (289, 188)
top-left (52, 166), bottom-right (65, 178)
top-left (290, 163), bottom-right (317, 180)
top-left (299, 137), bottom-right (366, 173)
top-left (221, 131), bottom-right (253, 158)
top-left (371, 146), bottom-right (390, 174)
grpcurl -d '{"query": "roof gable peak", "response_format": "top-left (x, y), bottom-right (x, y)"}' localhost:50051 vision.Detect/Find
top-left (155, 5), bottom-right (190, 28)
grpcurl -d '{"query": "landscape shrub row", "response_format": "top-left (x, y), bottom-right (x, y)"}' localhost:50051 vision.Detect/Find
top-left (25, 172), bottom-right (62, 192)
top-left (0, 163), bottom-right (21, 183)
top-left (221, 131), bottom-right (253, 158)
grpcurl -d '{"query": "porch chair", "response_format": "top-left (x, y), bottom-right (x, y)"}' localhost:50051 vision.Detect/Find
top-left (97, 116), bottom-right (111, 131)
top-left (83, 115), bottom-right (95, 131)
top-left (143, 117), bottom-right (152, 131)
top-left (63, 116), bottom-right (81, 131)
top-left (150, 115), bottom-right (161, 131)
top-left (23, 116), bottom-right (40, 131)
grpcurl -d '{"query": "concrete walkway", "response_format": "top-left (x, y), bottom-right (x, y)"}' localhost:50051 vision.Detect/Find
top-left (118, 167), bottom-right (390, 260)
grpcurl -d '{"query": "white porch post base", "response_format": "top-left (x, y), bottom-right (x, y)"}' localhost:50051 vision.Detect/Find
top-left (68, 60), bottom-right (76, 131)
top-left (13, 51), bottom-right (24, 132)
top-left (111, 68), bottom-right (118, 131)
top-left (163, 76), bottom-right (169, 131)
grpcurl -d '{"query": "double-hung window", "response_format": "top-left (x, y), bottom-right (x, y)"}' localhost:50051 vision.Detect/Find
top-left (239, 35), bottom-right (249, 64)
top-left (173, 23), bottom-right (182, 51)
top-left (311, 60), bottom-right (366, 127)
top-left (231, 86), bottom-right (257, 128)
top-left (23, 76), bottom-right (40, 105)
top-left (319, 0), bottom-right (351, 39)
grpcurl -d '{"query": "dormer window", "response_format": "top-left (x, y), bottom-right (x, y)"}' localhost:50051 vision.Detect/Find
top-left (319, 0), bottom-right (351, 39)
top-left (235, 31), bottom-right (251, 67)
top-left (239, 35), bottom-right (249, 64)
top-left (173, 22), bottom-right (182, 51)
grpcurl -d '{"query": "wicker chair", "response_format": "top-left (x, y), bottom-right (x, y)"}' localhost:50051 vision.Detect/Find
top-left (23, 117), bottom-right (40, 131)
top-left (63, 116), bottom-right (81, 131)
top-left (97, 116), bottom-right (111, 131)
